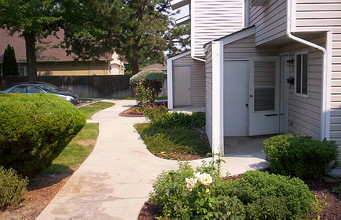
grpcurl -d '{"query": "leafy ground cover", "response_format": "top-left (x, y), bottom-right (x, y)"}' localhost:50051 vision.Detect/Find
top-left (138, 175), bottom-right (341, 220)
top-left (0, 101), bottom-right (112, 220)
top-left (135, 123), bottom-right (210, 160)
top-left (79, 101), bottom-right (115, 119)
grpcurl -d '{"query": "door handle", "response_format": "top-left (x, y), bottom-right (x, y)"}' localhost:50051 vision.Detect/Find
top-left (246, 104), bottom-right (249, 107)
top-left (264, 114), bottom-right (278, 117)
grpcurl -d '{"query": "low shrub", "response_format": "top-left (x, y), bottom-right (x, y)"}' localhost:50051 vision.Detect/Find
top-left (263, 134), bottom-right (339, 178)
top-left (135, 123), bottom-right (210, 160)
top-left (151, 161), bottom-right (315, 219)
top-left (143, 105), bottom-right (168, 121)
top-left (0, 166), bottom-right (28, 210)
top-left (135, 85), bottom-right (154, 111)
top-left (152, 111), bottom-right (205, 128)
top-left (0, 93), bottom-right (86, 176)
top-left (129, 68), bottom-right (165, 96)
top-left (151, 160), bottom-right (246, 219)
top-left (332, 184), bottom-right (341, 195)
top-left (226, 170), bottom-right (315, 219)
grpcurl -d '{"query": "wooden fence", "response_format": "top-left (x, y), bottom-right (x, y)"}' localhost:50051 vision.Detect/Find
top-left (0, 75), bottom-right (132, 98)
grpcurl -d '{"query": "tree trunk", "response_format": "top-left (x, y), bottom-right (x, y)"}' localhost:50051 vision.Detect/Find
top-left (23, 32), bottom-right (37, 81)
top-left (131, 58), bottom-right (139, 75)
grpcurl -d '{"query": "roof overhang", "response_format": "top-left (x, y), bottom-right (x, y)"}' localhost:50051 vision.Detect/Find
top-left (167, 50), bottom-right (191, 61)
top-left (171, 0), bottom-right (190, 10)
top-left (204, 26), bottom-right (256, 52)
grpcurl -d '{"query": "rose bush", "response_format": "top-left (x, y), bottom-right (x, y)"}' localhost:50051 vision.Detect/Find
top-left (151, 159), bottom-right (317, 219)
top-left (151, 159), bottom-right (246, 219)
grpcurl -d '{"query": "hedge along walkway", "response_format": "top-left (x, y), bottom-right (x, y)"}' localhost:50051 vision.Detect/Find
top-left (37, 100), bottom-right (179, 219)
top-left (37, 99), bottom-right (268, 219)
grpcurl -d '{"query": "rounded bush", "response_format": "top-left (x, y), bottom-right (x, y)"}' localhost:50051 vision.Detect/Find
top-left (129, 68), bottom-right (165, 85)
top-left (227, 171), bottom-right (315, 219)
top-left (151, 162), bottom-right (246, 219)
top-left (130, 68), bottom-right (165, 96)
top-left (263, 134), bottom-right (339, 178)
top-left (0, 166), bottom-right (28, 210)
top-left (0, 93), bottom-right (86, 176)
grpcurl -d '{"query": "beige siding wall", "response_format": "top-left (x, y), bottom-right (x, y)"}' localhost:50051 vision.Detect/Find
top-left (37, 61), bottom-right (109, 76)
top-left (223, 35), bottom-right (279, 57)
top-left (295, 0), bottom-right (341, 144)
top-left (173, 54), bottom-right (205, 106)
top-left (295, 0), bottom-right (341, 32)
top-left (205, 46), bottom-right (213, 145)
top-left (280, 35), bottom-right (326, 140)
top-left (192, 0), bottom-right (243, 57)
top-left (219, 34), bottom-right (323, 140)
top-left (249, 0), bottom-right (287, 46)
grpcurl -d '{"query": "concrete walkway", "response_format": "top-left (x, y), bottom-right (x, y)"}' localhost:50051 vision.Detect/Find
top-left (37, 100), bottom-right (267, 220)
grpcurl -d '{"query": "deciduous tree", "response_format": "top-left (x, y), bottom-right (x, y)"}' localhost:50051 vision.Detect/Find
top-left (0, 0), bottom-right (62, 80)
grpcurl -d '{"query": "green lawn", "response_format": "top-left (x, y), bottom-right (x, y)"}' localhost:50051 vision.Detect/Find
top-left (44, 102), bottom-right (114, 174)
top-left (135, 123), bottom-right (210, 160)
top-left (44, 123), bottom-right (99, 174)
top-left (79, 101), bottom-right (115, 119)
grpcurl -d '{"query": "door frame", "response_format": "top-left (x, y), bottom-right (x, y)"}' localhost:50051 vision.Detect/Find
top-left (222, 56), bottom-right (288, 137)
top-left (280, 53), bottom-right (290, 134)
top-left (173, 65), bottom-right (192, 106)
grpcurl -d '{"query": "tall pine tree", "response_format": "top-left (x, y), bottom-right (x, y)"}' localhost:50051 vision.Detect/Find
top-left (2, 45), bottom-right (19, 76)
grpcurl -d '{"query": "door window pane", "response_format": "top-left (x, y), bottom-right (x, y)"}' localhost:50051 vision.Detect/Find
top-left (254, 61), bottom-right (276, 111)
top-left (295, 53), bottom-right (308, 95)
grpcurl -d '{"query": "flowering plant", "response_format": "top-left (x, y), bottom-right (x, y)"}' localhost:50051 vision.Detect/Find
top-left (151, 158), bottom-right (316, 220)
top-left (151, 159), bottom-right (245, 219)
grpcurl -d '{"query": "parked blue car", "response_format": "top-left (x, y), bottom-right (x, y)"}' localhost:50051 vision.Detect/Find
top-left (2, 82), bottom-right (80, 104)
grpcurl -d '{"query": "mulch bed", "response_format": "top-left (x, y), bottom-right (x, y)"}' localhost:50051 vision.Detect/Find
top-left (119, 106), bottom-right (144, 117)
top-left (137, 177), bottom-right (341, 220)
top-left (0, 173), bottom-right (72, 220)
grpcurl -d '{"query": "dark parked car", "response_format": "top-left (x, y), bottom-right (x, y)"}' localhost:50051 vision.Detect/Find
top-left (2, 82), bottom-right (80, 104)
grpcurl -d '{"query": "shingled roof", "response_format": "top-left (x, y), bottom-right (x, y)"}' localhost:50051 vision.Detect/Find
top-left (0, 29), bottom-right (110, 64)
top-left (140, 63), bottom-right (167, 72)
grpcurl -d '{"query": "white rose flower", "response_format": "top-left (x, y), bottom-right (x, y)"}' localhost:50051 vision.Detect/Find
top-left (198, 173), bottom-right (213, 186)
top-left (185, 178), bottom-right (197, 191)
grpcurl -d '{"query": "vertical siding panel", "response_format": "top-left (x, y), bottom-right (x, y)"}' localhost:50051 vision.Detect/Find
top-left (205, 46), bottom-right (213, 145)
top-left (295, 1), bottom-right (341, 143)
top-left (193, 0), bottom-right (243, 57)
top-left (249, 0), bottom-right (287, 45)
top-left (280, 36), bottom-right (326, 140)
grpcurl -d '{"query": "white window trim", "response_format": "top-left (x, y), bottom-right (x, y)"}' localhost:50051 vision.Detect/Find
top-left (294, 52), bottom-right (309, 98)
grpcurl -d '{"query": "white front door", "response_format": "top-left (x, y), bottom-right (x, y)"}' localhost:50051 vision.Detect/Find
top-left (224, 60), bottom-right (249, 136)
top-left (249, 57), bottom-right (280, 136)
top-left (174, 66), bottom-right (191, 106)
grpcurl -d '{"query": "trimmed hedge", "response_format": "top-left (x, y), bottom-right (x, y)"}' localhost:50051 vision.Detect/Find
top-left (0, 166), bottom-right (28, 210)
top-left (226, 171), bottom-right (315, 219)
top-left (263, 135), bottom-right (339, 178)
top-left (0, 93), bottom-right (86, 176)
top-left (130, 68), bottom-right (165, 96)
top-left (151, 112), bottom-right (206, 128)
top-left (129, 68), bottom-right (165, 86)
